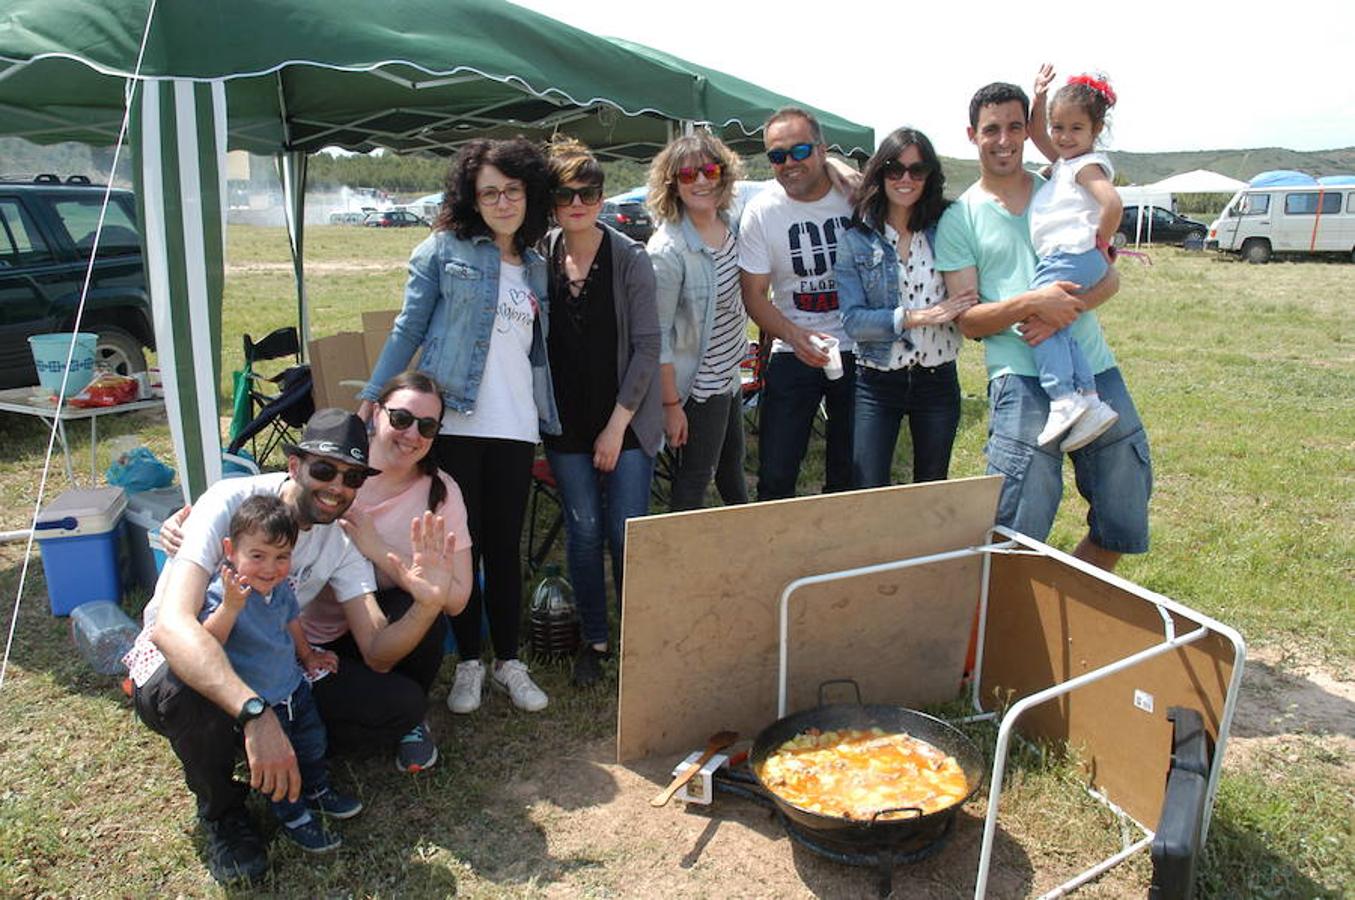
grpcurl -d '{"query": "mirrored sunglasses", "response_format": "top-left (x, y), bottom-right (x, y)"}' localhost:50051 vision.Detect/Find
top-left (306, 458), bottom-right (368, 489)
top-left (675, 163), bottom-right (722, 185)
top-left (383, 404), bottom-right (440, 438)
top-left (765, 142), bottom-right (815, 165)
top-left (881, 160), bottom-right (932, 181)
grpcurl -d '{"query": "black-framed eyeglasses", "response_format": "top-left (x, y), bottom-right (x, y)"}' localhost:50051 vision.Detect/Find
top-left (675, 162), bottom-right (722, 185)
top-left (382, 404), bottom-right (440, 438)
top-left (476, 184), bottom-right (526, 206)
top-left (551, 185), bottom-right (603, 206)
top-left (765, 142), bottom-right (815, 165)
top-left (305, 458), bottom-right (368, 489)
top-left (881, 160), bottom-right (932, 182)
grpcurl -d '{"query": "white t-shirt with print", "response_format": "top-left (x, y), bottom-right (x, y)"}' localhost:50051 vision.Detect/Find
top-left (1029, 152), bottom-right (1115, 258)
top-left (738, 183), bottom-right (854, 354)
top-left (439, 260), bottom-right (540, 443)
top-left (143, 472), bottom-right (376, 626)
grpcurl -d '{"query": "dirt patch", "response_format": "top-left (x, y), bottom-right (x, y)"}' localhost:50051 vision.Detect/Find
top-left (1224, 644), bottom-right (1355, 772)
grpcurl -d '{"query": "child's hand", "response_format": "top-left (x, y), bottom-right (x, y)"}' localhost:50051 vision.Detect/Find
top-left (301, 647), bottom-right (339, 676)
top-left (1034, 63), bottom-right (1055, 98)
top-left (221, 563), bottom-right (250, 608)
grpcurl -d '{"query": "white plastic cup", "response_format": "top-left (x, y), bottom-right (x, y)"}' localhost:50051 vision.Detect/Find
top-left (811, 335), bottom-right (843, 380)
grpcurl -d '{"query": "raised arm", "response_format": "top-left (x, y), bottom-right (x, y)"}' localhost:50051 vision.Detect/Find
top-left (1029, 63), bottom-right (1059, 165)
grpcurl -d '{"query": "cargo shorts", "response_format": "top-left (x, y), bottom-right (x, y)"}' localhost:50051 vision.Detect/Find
top-left (984, 367), bottom-right (1152, 553)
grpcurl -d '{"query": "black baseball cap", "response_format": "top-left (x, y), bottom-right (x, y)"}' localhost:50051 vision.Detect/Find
top-left (283, 408), bottom-right (382, 476)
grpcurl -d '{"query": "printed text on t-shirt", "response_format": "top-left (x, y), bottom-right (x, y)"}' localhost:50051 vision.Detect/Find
top-left (788, 216), bottom-right (851, 312)
top-left (496, 287), bottom-right (538, 333)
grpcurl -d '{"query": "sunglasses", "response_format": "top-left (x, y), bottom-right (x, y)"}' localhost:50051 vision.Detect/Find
top-left (382, 404), bottom-right (440, 438)
top-left (765, 142), bottom-right (815, 165)
top-left (675, 162), bottom-right (722, 185)
top-left (881, 160), bottom-right (932, 182)
top-left (551, 185), bottom-right (603, 206)
top-left (476, 184), bottom-right (526, 206)
top-left (305, 458), bottom-right (368, 489)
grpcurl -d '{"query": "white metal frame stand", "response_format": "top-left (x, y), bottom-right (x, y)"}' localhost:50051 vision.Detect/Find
top-left (774, 525), bottom-right (1246, 899)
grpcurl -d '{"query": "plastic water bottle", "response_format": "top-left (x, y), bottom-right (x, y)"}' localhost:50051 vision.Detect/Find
top-left (528, 565), bottom-right (579, 659)
top-left (69, 600), bottom-right (140, 676)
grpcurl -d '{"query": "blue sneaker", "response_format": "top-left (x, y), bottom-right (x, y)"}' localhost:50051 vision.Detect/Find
top-left (396, 720), bottom-right (438, 773)
top-left (281, 814), bottom-right (341, 854)
top-left (306, 787), bottom-right (363, 820)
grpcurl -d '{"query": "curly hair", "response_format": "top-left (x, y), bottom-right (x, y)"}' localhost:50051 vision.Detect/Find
top-left (545, 135), bottom-right (604, 190)
top-left (375, 371), bottom-right (448, 513)
top-left (645, 132), bottom-right (745, 225)
top-left (1051, 73), bottom-right (1116, 137)
top-left (434, 138), bottom-right (551, 253)
top-left (852, 128), bottom-right (948, 235)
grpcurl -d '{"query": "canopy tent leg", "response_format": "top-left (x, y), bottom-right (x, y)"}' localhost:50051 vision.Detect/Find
top-left (132, 77), bottom-right (228, 501)
top-left (277, 150), bottom-right (310, 360)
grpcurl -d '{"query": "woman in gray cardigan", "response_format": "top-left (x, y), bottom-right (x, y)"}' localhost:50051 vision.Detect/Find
top-left (645, 133), bottom-right (749, 510)
top-left (543, 137), bottom-right (661, 688)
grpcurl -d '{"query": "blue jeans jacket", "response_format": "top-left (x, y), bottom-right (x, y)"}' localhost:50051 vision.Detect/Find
top-left (647, 210), bottom-right (742, 401)
top-left (836, 224), bottom-right (937, 368)
top-left (361, 230), bottom-right (561, 435)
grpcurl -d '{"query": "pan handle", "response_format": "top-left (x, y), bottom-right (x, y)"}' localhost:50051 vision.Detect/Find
top-left (817, 678), bottom-right (863, 708)
top-left (868, 805), bottom-right (924, 823)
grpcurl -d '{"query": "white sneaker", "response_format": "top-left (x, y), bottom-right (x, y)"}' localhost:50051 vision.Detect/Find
top-left (1037, 395), bottom-right (1089, 446)
top-left (491, 659), bottom-right (549, 712)
top-left (446, 660), bottom-right (484, 714)
top-left (1060, 400), bottom-right (1120, 452)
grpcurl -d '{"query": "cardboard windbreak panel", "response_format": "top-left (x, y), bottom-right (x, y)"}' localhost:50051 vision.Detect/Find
top-left (980, 551), bottom-right (1237, 827)
top-left (617, 476), bottom-right (1002, 763)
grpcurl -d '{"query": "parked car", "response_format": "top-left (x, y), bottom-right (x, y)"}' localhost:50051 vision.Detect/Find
top-left (1208, 174), bottom-right (1355, 264)
top-left (363, 209), bottom-right (428, 228)
top-left (599, 199), bottom-right (653, 243)
top-left (328, 210), bottom-right (367, 225)
top-left (0, 174), bottom-right (153, 389)
top-left (1116, 206), bottom-right (1208, 247)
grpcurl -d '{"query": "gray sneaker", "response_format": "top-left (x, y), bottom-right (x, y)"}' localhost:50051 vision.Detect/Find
top-left (491, 659), bottom-right (548, 712)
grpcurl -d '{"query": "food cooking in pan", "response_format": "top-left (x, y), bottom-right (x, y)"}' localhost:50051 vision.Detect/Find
top-left (757, 727), bottom-right (970, 819)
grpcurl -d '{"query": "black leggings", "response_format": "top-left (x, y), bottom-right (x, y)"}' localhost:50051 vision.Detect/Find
top-left (434, 435), bottom-right (534, 661)
top-left (309, 587), bottom-right (446, 753)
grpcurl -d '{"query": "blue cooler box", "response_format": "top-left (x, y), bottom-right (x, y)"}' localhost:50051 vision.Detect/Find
top-left (34, 486), bottom-right (128, 616)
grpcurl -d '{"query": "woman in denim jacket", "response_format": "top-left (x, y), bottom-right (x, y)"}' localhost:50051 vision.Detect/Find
top-left (360, 138), bottom-right (557, 716)
top-left (645, 133), bottom-right (750, 511)
top-left (836, 128), bottom-right (978, 487)
top-left (542, 138), bottom-right (661, 688)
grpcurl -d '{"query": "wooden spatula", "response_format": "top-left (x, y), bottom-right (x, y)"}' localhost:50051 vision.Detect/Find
top-left (650, 730), bottom-right (738, 808)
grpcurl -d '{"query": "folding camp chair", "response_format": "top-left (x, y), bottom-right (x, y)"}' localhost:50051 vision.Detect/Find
top-left (523, 455), bottom-right (564, 577)
top-left (227, 327), bottom-right (314, 470)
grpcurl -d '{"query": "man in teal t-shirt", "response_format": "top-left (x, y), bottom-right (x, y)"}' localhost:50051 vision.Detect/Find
top-left (934, 82), bottom-right (1152, 571)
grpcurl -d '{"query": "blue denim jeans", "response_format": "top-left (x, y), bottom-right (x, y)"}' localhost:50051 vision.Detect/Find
top-left (985, 367), bottom-right (1152, 553)
top-left (545, 447), bottom-right (655, 644)
top-left (269, 680), bottom-right (331, 826)
top-left (756, 350), bottom-right (856, 500)
top-left (1030, 248), bottom-right (1107, 399)
top-left (852, 361), bottom-right (961, 488)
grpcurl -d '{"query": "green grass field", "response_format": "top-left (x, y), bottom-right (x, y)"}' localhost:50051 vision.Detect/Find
top-left (0, 225), bottom-right (1350, 897)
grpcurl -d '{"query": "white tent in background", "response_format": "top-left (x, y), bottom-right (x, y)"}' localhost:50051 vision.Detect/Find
top-left (1117, 185), bottom-right (1172, 210)
top-left (1144, 169), bottom-right (1247, 195)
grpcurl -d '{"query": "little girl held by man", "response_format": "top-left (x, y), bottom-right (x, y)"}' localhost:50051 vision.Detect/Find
top-left (1026, 64), bottom-right (1123, 450)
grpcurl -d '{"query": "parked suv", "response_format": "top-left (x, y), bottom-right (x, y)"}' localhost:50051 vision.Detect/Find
top-left (1116, 205), bottom-right (1208, 247)
top-left (599, 200), bottom-right (653, 243)
top-left (0, 174), bottom-right (153, 389)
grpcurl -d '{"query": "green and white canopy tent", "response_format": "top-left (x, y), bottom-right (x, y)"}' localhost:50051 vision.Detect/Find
top-left (0, 0), bottom-right (872, 499)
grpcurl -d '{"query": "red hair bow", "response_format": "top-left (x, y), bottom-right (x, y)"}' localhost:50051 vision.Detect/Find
top-left (1068, 74), bottom-right (1116, 106)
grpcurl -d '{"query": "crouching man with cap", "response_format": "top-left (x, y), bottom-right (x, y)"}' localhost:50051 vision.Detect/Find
top-left (130, 409), bottom-right (457, 884)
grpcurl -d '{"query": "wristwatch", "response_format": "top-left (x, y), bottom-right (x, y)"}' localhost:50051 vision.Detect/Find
top-left (236, 695), bottom-right (267, 727)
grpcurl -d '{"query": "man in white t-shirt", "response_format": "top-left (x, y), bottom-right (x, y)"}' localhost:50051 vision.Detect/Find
top-left (135, 409), bottom-right (457, 884)
top-left (739, 107), bottom-right (856, 500)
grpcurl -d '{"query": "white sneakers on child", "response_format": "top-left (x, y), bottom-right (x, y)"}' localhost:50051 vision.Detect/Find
top-left (1037, 395), bottom-right (1089, 446)
top-left (491, 659), bottom-right (549, 712)
top-left (1037, 394), bottom-right (1120, 451)
top-left (447, 660), bottom-right (484, 714)
top-left (1061, 399), bottom-right (1119, 452)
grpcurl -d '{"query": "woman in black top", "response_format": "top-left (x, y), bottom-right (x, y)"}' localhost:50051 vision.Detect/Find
top-left (543, 137), bottom-right (661, 687)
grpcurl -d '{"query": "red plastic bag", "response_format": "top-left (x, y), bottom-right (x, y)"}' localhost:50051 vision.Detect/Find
top-left (68, 373), bottom-right (139, 407)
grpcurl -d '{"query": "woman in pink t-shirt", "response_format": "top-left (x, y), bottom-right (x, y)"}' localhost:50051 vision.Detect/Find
top-left (303, 372), bottom-right (472, 772)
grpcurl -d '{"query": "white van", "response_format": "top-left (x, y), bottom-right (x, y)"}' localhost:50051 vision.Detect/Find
top-left (1208, 172), bottom-right (1355, 263)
